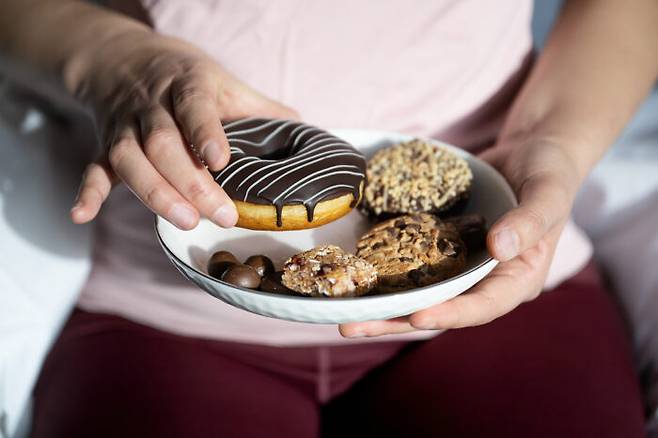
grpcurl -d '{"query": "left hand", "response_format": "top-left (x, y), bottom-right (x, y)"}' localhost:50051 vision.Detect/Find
top-left (339, 136), bottom-right (581, 337)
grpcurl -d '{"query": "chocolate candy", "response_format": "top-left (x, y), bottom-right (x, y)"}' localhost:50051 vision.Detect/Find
top-left (259, 271), bottom-right (298, 296)
top-left (244, 255), bottom-right (275, 277)
top-left (207, 251), bottom-right (238, 279)
top-left (221, 264), bottom-right (261, 289)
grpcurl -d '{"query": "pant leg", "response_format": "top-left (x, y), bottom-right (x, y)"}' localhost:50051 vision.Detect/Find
top-left (31, 309), bottom-right (319, 438)
top-left (322, 262), bottom-right (645, 438)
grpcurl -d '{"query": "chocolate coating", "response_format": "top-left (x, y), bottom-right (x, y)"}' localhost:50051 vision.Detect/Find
top-left (244, 255), bottom-right (275, 277)
top-left (213, 118), bottom-right (366, 226)
top-left (207, 251), bottom-right (239, 279)
top-left (259, 271), bottom-right (298, 296)
top-left (221, 264), bottom-right (261, 289)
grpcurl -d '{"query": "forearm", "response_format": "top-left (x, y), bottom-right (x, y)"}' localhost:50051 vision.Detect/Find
top-left (0, 0), bottom-right (150, 104)
top-left (501, 0), bottom-right (658, 183)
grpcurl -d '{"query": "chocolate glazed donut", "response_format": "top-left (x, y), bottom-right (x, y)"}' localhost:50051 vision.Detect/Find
top-left (212, 118), bottom-right (366, 230)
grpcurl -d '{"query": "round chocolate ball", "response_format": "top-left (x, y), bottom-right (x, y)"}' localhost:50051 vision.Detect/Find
top-left (244, 255), bottom-right (275, 277)
top-left (207, 251), bottom-right (239, 279)
top-left (259, 271), bottom-right (297, 296)
top-left (221, 264), bottom-right (261, 289)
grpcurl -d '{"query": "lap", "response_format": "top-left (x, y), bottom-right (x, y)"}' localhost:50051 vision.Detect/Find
top-left (31, 310), bottom-right (318, 438)
top-left (32, 264), bottom-right (645, 438)
top-left (322, 263), bottom-right (645, 437)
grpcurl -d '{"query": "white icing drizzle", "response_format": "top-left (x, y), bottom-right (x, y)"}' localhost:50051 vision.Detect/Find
top-left (213, 118), bottom-right (365, 225)
top-left (304, 184), bottom-right (355, 204)
top-left (252, 152), bottom-right (364, 201)
top-left (222, 117), bottom-right (256, 130)
top-left (271, 168), bottom-right (363, 204)
top-left (226, 120), bottom-right (295, 147)
top-left (236, 144), bottom-right (357, 192)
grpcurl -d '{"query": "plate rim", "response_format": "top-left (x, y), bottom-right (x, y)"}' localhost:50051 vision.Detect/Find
top-left (154, 130), bottom-right (516, 302)
top-left (154, 218), bottom-right (499, 302)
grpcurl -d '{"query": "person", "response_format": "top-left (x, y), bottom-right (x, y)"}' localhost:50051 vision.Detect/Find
top-left (2, 0), bottom-right (657, 436)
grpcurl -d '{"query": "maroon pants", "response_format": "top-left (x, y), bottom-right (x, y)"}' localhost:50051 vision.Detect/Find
top-left (32, 263), bottom-right (645, 437)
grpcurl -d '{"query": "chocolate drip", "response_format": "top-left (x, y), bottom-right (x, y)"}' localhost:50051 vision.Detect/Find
top-left (275, 203), bottom-right (284, 227)
top-left (213, 118), bottom-right (366, 227)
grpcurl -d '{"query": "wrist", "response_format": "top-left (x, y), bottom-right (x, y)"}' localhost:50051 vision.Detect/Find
top-left (499, 109), bottom-right (605, 187)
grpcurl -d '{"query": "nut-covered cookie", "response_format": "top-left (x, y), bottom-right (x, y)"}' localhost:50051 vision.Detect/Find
top-left (361, 139), bottom-right (472, 217)
top-left (282, 245), bottom-right (377, 297)
top-left (356, 213), bottom-right (466, 292)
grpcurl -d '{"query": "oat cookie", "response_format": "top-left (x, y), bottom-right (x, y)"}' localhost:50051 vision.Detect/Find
top-left (356, 213), bottom-right (466, 292)
top-left (282, 245), bottom-right (377, 297)
top-left (361, 139), bottom-right (472, 217)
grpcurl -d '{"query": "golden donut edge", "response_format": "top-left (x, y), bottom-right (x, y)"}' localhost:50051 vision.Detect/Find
top-left (234, 184), bottom-right (363, 231)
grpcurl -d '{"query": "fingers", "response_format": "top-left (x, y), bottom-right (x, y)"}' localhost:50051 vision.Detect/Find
top-left (340, 234), bottom-right (554, 337)
top-left (170, 75), bottom-right (300, 172)
top-left (171, 76), bottom-right (231, 171)
top-left (341, 232), bottom-right (556, 336)
top-left (89, 66), bottom-right (298, 229)
top-left (140, 108), bottom-right (238, 228)
top-left (488, 172), bottom-right (572, 261)
top-left (339, 317), bottom-right (415, 338)
top-left (408, 238), bottom-right (551, 330)
top-left (71, 160), bottom-right (115, 224)
top-left (108, 124), bottom-right (200, 230)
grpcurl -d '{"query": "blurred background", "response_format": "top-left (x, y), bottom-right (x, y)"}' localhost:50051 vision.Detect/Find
top-left (1, 1), bottom-right (657, 437)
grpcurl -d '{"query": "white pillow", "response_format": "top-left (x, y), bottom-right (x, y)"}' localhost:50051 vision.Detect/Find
top-left (0, 79), bottom-right (94, 438)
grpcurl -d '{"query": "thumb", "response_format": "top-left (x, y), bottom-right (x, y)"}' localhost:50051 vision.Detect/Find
top-left (487, 172), bottom-right (572, 262)
top-left (239, 93), bottom-right (300, 121)
top-left (222, 81), bottom-right (300, 121)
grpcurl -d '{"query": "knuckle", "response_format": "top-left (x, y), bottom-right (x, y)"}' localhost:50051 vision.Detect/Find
top-left (185, 179), bottom-right (213, 202)
top-left (108, 140), bottom-right (132, 169)
top-left (143, 127), bottom-right (181, 158)
top-left (409, 314), bottom-right (432, 330)
top-left (83, 184), bottom-right (105, 204)
top-left (523, 207), bottom-right (548, 235)
top-left (173, 86), bottom-right (207, 110)
top-left (189, 124), bottom-right (212, 144)
top-left (479, 292), bottom-right (500, 324)
top-left (144, 184), bottom-right (167, 209)
top-left (447, 299), bottom-right (465, 328)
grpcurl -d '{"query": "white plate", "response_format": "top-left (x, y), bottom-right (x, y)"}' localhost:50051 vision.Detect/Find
top-left (155, 129), bottom-right (517, 323)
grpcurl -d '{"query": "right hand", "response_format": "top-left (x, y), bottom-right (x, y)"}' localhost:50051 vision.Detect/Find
top-left (69, 31), bottom-right (298, 229)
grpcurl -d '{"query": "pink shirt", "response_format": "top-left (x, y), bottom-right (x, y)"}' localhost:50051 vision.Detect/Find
top-left (78, 0), bottom-right (592, 345)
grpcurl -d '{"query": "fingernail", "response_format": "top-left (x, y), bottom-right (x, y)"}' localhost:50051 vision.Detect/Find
top-left (169, 204), bottom-right (198, 229)
top-left (411, 318), bottom-right (434, 330)
top-left (212, 203), bottom-right (238, 228)
top-left (70, 202), bottom-right (84, 222)
top-left (203, 142), bottom-right (223, 167)
top-left (346, 330), bottom-right (366, 338)
top-left (494, 228), bottom-right (520, 261)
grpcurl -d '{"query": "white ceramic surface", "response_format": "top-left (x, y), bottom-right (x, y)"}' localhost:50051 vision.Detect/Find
top-left (155, 129), bottom-right (517, 323)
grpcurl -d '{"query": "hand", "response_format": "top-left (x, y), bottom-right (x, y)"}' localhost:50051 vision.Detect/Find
top-left (339, 136), bottom-right (580, 337)
top-left (69, 31), bottom-right (297, 229)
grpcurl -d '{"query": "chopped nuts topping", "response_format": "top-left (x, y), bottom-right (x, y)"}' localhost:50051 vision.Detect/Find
top-left (282, 245), bottom-right (377, 297)
top-left (362, 139), bottom-right (472, 216)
